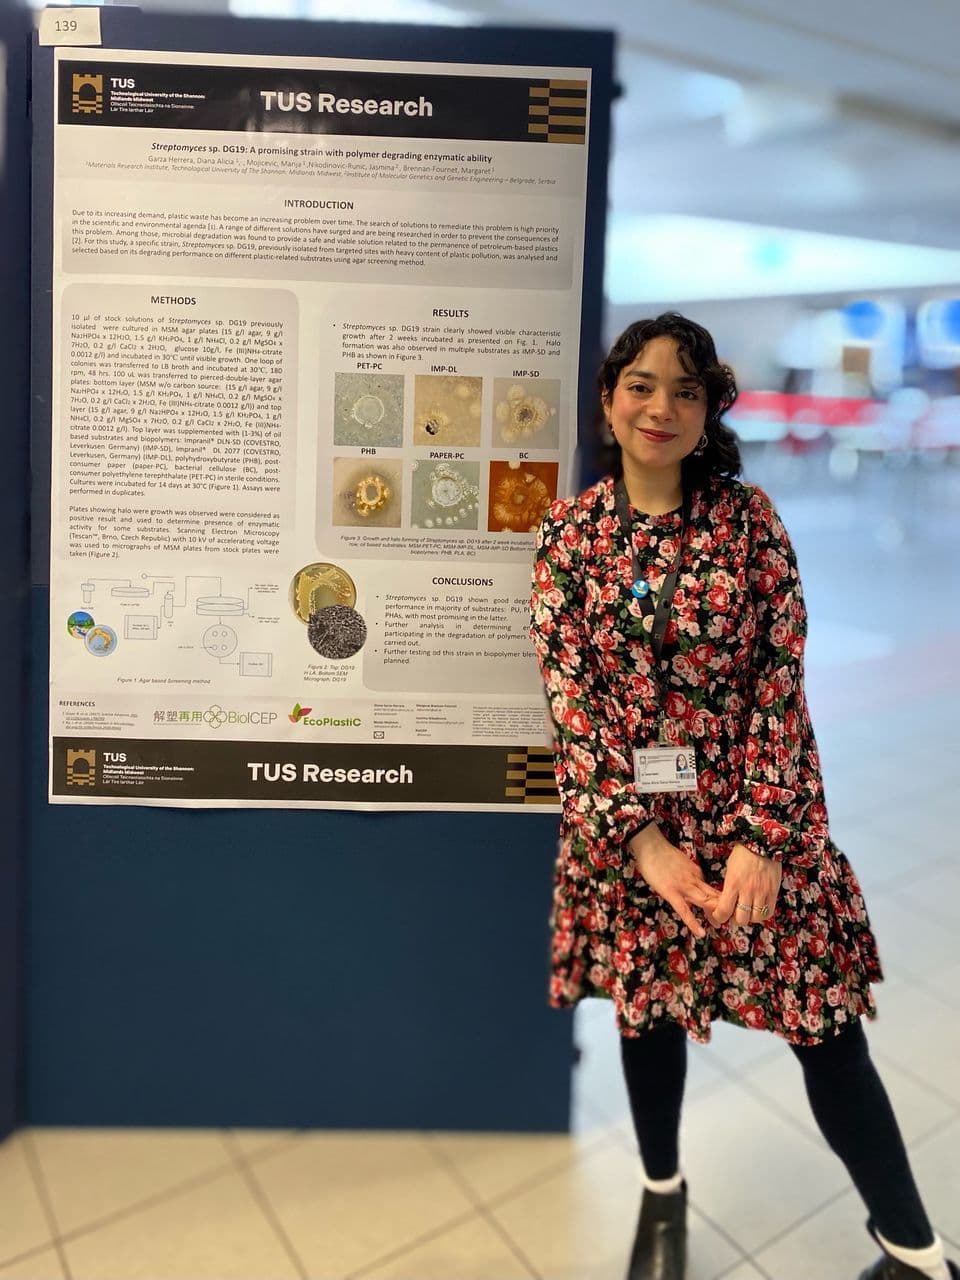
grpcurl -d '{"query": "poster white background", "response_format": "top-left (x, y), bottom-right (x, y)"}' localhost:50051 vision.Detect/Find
top-left (49, 48), bottom-right (591, 807)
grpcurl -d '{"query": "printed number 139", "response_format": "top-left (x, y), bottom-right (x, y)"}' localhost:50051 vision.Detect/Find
top-left (55, 18), bottom-right (79, 32)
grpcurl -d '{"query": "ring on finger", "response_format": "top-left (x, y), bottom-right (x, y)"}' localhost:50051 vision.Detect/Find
top-left (736, 901), bottom-right (753, 912)
top-left (753, 904), bottom-right (771, 918)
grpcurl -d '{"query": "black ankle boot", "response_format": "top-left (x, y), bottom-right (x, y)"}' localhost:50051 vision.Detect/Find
top-left (858, 1254), bottom-right (960, 1279)
top-left (857, 1219), bottom-right (960, 1279)
top-left (625, 1181), bottom-right (686, 1280)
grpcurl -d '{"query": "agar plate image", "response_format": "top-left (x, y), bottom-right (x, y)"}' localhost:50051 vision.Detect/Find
top-left (332, 372), bottom-right (404, 448)
top-left (84, 624), bottom-right (118, 656)
top-left (410, 459), bottom-right (481, 530)
top-left (487, 461), bottom-right (558, 533)
top-left (492, 378), bottom-right (561, 449)
top-left (332, 458), bottom-right (403, 528)
top-left (290, 562), bottom-right (358, 622)
top-left (412, 375), bottom-right (482, 447)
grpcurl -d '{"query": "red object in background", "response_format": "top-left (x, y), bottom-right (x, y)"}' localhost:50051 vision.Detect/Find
top-left (727, 392), bottom-right (883, 454)
top-left (729, 391), bottom-right (880, 430)
top-left (730, 391), bottom-right (959, 450)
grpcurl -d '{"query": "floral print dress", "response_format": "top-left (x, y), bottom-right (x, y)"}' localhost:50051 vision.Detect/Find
top-left (530, 475), bottom-right (882, 1045)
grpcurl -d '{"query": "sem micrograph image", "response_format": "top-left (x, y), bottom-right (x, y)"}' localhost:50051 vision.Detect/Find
top-left (332, 458), bottom-right (403, 528)
top-left (332, 372), bottom-right (404, 448)
top-left (410, 459), bottom-right (481, 530)
top-left (308, 605), bottom-right (367, 659)
top-left (487, 460), bottom-right (558, 533)
top-left (492, 378), bottom-right (561, 449)
top-left (412, 375), bottom-right (483, 447)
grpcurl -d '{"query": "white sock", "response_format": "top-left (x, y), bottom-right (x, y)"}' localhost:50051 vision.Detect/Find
top-left (876, 1228), bottom-right (950, 1280)
top-left (644, 1171), bottom-right (683, 1195)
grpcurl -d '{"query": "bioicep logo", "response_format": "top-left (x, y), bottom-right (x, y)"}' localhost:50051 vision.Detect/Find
top-left (203, 704), bottom-right (278, 728)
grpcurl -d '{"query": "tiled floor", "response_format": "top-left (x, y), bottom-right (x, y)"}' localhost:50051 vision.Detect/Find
top-left (3, 453), bottom-right (959, 1278)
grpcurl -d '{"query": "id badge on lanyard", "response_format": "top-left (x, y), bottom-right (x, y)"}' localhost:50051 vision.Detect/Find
top-left (614, 480), bottom-right (699, 795)
top-left (632, 745), bottom-right (699, 793)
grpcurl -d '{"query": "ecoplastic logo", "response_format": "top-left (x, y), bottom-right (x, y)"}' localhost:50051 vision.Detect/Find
top-left (290, 704), bottom-right (361, 729)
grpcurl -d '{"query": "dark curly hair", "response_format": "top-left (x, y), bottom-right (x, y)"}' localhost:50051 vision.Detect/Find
top-left (596, 312), bottom-right (742, 489)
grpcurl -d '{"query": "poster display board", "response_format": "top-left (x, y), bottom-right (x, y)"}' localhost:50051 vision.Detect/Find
top-left (48, 47), bottom-right (591, 809)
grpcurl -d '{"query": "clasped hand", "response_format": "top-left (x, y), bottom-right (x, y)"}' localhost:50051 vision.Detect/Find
top-left (628, 825), bottom-right (782, 939)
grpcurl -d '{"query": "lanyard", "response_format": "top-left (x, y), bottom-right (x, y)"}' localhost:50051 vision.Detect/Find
top-left (613, 479), bottom-right (692, 665)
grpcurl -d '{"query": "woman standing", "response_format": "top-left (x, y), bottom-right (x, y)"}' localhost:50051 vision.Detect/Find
top-left (530, 314), bottom-right (956, 1280)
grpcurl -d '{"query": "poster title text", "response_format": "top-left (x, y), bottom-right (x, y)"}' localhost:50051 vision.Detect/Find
top-left (259, 90), bottom-right (434, 118)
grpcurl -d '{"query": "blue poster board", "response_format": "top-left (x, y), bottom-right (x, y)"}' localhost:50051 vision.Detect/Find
top-left (0, 6), bottom-right (32, 1142)
top-left (28, 10), bottom-right (614, 1129)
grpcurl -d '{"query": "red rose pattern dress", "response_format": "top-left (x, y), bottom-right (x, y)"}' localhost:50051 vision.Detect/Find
top-left (530, 475), bottom-right (882, 1045)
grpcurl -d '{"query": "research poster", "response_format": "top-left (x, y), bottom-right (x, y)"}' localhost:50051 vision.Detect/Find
top-left (48, 47), bottom-right (591, 809)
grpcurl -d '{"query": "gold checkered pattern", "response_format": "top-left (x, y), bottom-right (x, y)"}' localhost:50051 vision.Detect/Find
top-left (528, 79), bottom-right (588, 144)
top-left (505, 747), bottom-right (559, 805)
top-left (65, 747), bottom-right (97, 787)
top-left (71, 74), bottom-right (104, 116)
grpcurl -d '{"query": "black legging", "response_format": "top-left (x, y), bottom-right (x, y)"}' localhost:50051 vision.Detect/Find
top-left (619, 1019), bottom-right (934, 1249)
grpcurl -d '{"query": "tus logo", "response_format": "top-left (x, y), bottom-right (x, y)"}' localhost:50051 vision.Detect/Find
top-left (71, 73), bottom-right (104, 116)
top-left (289, 703), bottom-right (312, 724)
top-left (66, 747), bottom-right (97, 787)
